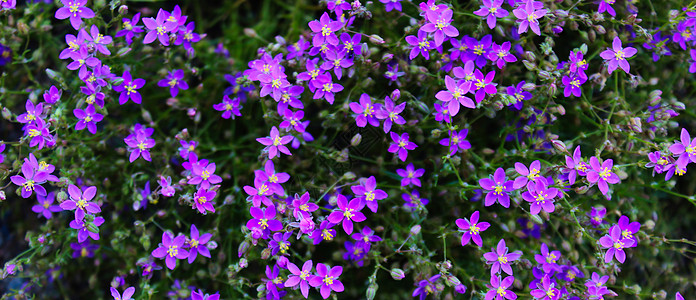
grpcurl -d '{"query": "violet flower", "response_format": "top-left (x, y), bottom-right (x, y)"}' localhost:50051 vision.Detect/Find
top-left (412, 274), bottom-right (441, 300)
top-left (213, 95), bottom-right (242, 119)
top-left (110, 286), bottom-right (135, 300)
top-left (669, 128), bottom-right (696, 167)
top-left (435, 75), bottom-right (474, 116)
top-left (439, 129), bottom-right (471, 155)
top-left (32, 192), bottom-right (62, 219)
top-left (349, 93), bottom-right (381, 128)
top-left (530, 276), bottom-right (560, 300)
top-left (73, 104), bottom-right (103, 134)
top-left (421, 8), bottom-right (458, 46)
top-left (597, 0), bottom-right (616, 16)
top-left (379, 0), bottom-right (402, 11)
top-left (186, 224), bottom-right (212, 263)
top-left (124, 132), bottom-right (155, 163)
top-left (396, 163), bottom-right (425, 187)
top-left (246, 205), bottom-right (283, 232)
top-left (309, 263), bottom-right (344, 299)
top-left (71, 241), bottom-right (98, 258)
top-left (157, 69), bottom-right (188, 97)
top-left (152, 232), bottom-right (189, 270)
top-left (351, 176), bottom-right (388, 213)
top-left (114, 70), bottom-right (146, 105)
top-left (285, 260), bottom-right (314, 298)
top-left (256, 126), bottom-right (293, 159)
top-left (328, 194), bottom-right (366, 234)
top-left (55, 0), bottom-right (95, 30)
top-left (405, 30), bottom-right (434, 60)
top-left (484, 239), bottom-right (522, 275)
top-left (189, 161), bottom-right (222, 189)
top-left (617, 215), bottom-right (641, 247)
top-left (473, 69), bottom-right (497, 102)
top-left (586, 156), bottom-right (620, 197)
top-left (512, 0), bottom-right (547, 36)
top-left (564, 146), bottom-right (589, 185)
top-left (59, 184), bottom-right (100, 221)
top-left (375, 95), bottom-right (406, 133)
top-left (480, 167), bottom-right (514, 208)
top-left (174, 22), bottom-right (201, 53)
top-left (43, 85), bottom-right (62, 104)
top-left (456, 211), bottom-right (490, 246)
top-left (485, 275), bottom-right (516, 300)
top-left (522, 180), bottom-right (559, 215)
top-left (69, 215), bottom-right (104, 242)
top-left (308, 12), bottom-right (342, 47)
top-left (84, 25), bottom-right (112, 55)
top-left (506, 81), bottom-right (531, 110)
top-left (115, 13), bottom-right (144, 46)
top-left (291, 192), bottom-right (318, 220)
top-left (599, 225), bottom-right (630, 263)
top-left (311, 74), bottom-right (343, 104)
top-left (488, 42), bottom-right (517, 69)
top-left (10, 158), bottom-right (51, 199)
top-left (474, 0), bottom-right (509, 29)
top-left (599, 37), bottom-right (637, 74)
top-left (388, 132), bottom-right (418, 162)
top-left (17, 100), bottom-right (44, 125)
top-left (321, 46), bottom-right (352, 80)
top-left (143, 9), bottom-right (177, 46)
top-left (513, 160), bottom-right (542, 189)
top-left (193, 187), bottom-right (216, 214)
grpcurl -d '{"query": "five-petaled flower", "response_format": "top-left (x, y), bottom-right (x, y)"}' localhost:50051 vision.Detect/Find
top-left (480, 167), bottom-right (515, 208)
top-left (59, 184), bottom-right (100, 221)
top-left (152, 232), bottom-right (189, 270)
top-left (55, 0), bottom-right (95, 30)
top-left (309, 263), bottom-right (344, 299)
top-left (456, 211), bottom-right (491, 247)
top-left (599, 37), bottom-right (637, 74)
top-left (388, 132), bottom-right (418, 162)
top-left (114, 70), bottom-right (146, 105)
top-left (328, 194), bottom-right (366, 234)
top-left (256, 126), bottom-right (293, 159)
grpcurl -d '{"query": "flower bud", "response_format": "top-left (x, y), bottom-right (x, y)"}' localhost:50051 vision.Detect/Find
top-left (390, 268), bottom-right (405, 280)
top-left (260, 248), bottom-right (271, 260)
top-left (369, 34), bottom-right (385, 44)
top-left (522, 60), bottom-right (536, 71)
top-left (1, 107), bottom-right (12, 121)
top-left (118, 5), bottom-right (128, 15)
top-left (391, 89), bottom-right (401, 100)
top-left (455, 284), bottom-right (467, 294)
top-left (410, 225), bottom-right (421, 235)
top-left (0, 191), bottom-right (4, 201)
top-left (366, 283), bottom-right (378, 300)
top-left (551, 140), bottom-right (567, 153)
top-left (243, 28), bottom-right (257, 38)
top-left (445, 274), bottom-right (461, 287)
top-left (239, 258), bottom-right (248, 269)
top-left (351, 133), bottom-right (362, 146)
top-left (238, 241), bottom-right (249, 258)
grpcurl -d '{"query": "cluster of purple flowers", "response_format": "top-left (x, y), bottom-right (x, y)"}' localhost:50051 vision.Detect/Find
top-left (151, 224), bottom-right (214, 270)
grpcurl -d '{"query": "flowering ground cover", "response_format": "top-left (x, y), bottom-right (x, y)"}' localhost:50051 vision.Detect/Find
top-left (1, 0), bottom-right (696, 299)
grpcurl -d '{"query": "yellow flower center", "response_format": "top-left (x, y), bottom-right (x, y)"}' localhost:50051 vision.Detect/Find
top-left (498, 256), bottom-right (508, 264)
top-left (365, 191), bottom-right (375, 202)
top-left (323, 275), bottom-right (334, 285)
top-left (470, 223), bottom-right (480, 235)
top-left (190, 239), bottom-right (199, 248)
top-left (201, 170), bottom-right (210, 180)
top-left (474, 45), bottom-right (484, 55)
top-left (198, 196), bottom-right (207, 204)
top-left (167, 245), bottom-right (179, 257)
top-left (322, 229), bottom-right (334, 240)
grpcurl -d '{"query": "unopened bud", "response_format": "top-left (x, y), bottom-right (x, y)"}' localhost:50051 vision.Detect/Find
top-left (238, 241), bottom-right (249, 258)
top-left (366, 283), bottom-right (378, 300)
top-left (260, 248), bottom-right (271, 260)
top-left (410, 225), bottom-right (421, 235)
top-left (391, 89), bottom-right (401, 100)
top-left (351, 133), bottom-right (362, 146)
top-left (243, 28), bottom-right (257, 38)
top-left (445, 274), bottom-right (461, 287)
top-left (551, 140), bottom-right (567, 153)
top-left (369, 34), bottom-right (385, 44)
top-left (390, 268), bottom-right (405, 280)
top-left (118, 5), bottom-right (128, 15)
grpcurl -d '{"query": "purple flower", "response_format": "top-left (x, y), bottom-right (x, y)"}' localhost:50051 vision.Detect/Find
top-left (256, 126), bottom-right (293, 159)
top-left (597, 0), bottom-right (616, 16)
top-left (349, 93), bottom-right (381, 128)
top-left (287, 36), bottom-right (310, 60)
top-left (247, 205), bottom-right (283, 232)
top-left (143, 9), bottom-right (177, 46)
top-left (189, 161), bottom-right (222, 189)
top-left (71, 241), bottom-right (98, 258)
top-left (512, 0), bottom-right (547, 36)
top-left (372, 95), bottom-right (405, 133)
top-left (32, 192), bottom-right (62, 219)
top-left (54, 0), bottom-right (95, 30)
top-left (435, 75), bottom-right (474, 116)
top-left (285, 260), bottom-right (314, 298)
top-left (213, 95), bottom-right (242, 119)
top-left (59, 184), bottom-right (100, 220)
top-left (396, 163), bottom-right (425, 187)
top-left (186, 224), bottom-right (212, 263)
top-left (433, 102), bottom-right (452, 123)
top-left (69, 215), bottom-right (104, 242)
top-left (279, 110), bottom-right (305, 133)
top-left (291, 192), bottom-right (318, 220)
top-left (412, 274), bottom-right (441, 300)
top-left (83, 25), bottom-right (112, 55)
top-left (669, 128), bottom-right (696, 168)
top-left (328, 194), bottom-right (366, 234)
top-left (599, 37), bottom-right (637, 74)
top-left (73, 104), bottom-right (103, 134)
top-left (309, 263), bottom-right (344, 299)
top-left (321, 46), bottom-right (353, 80)
top-left (17, 100), bottom-right (44, 125)
top-left (564, 146), bottom-right (589, 185)
top-left (311, 74), bottom-right (343, 104)
top-left (25, 118), bottom-right (55, 150)
top-left (405, 30), bottom-right (434, 60)
top-left (530, 276), bottom-right (560, 300)
top-left (586, 156), bottom-right (620, 197)
top-left (488, 42), bottom-right (517, 69)
top-left (588, 207), bottom-right (607, 227)
top-left (174, 22), bottom-right (201, 52)
top-left (484, 239), bottom-right (522, 276)
top-left (311, 220), bottom-right (337, 244)
top-left (402, 190), bottom-right (429, 209)
top-left (485, 275), bottom-right (516, 300)
top-left (480, 167), bottom-right (514, 208)
top-left (243, 178), bottom-right (274, 207)
top-left (115, 13), bottom-right (144, 46)
top-left (193, 187), bottom-right (216, 214)
top-left (151, 232), bottom-right (189, 270)
top-left (423, 9), bottom-right (459, 46)
top-left (159, 175), bottom-right (176, 197)
top-left (522, 180), bottom-right (559, 215)
top-left (308, 12), bottom-right (342, 47)
top-left (534, 243), bottom-right (561, 273)
top-left (276, 86), bottom-right (304, 115)
top-left (439, 129), bottom-right (471, 155)
top-left (617, 215), bottom-right (641, 247)
top-left (474, 0), bottom-right (509, 29)
top-left (473, 69), bottom-right (497, 102)
top-left (66, 48), bottom-right (100, 79)
top-left (388, 132), bottom-right (418, 162)
top-left (269, 231), bottom-right (292, 256)
top-left (0, 43), bottom-right (10, 66)
top-left (384, 64), bottom-right (405, 84)
top-left (157, 69), bottom-right (188, 97)
top-left (43, 85), bottom-right (62, 104)
top-left (124, 131), bottom-right (155, 163)
top-left (114, 70), bottom-right (146, 105)
top-left (599, 225), bottom-right (630, 263)
top-left (351, 176), bottom-right (388, 213)
top-left (339, 33), bottom-right (362, 56)
top-left (379, 0), bottom-right (402, 12)
top-left (456, 211), bottom-right (490, 247)
top-left (110, 286), bottom-right (135, 300)
top-left (506, 81), bottom-right (531, 110)
top-left (513, 160), bottom-right (542, 189)
top-left (568, 50), bottom-right (589, 77)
